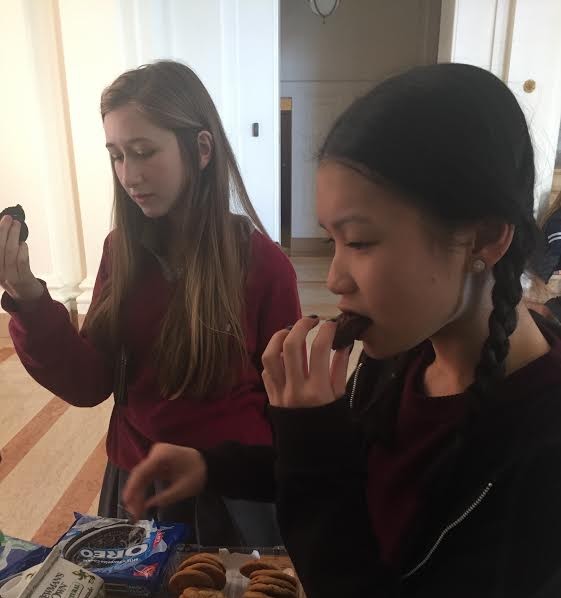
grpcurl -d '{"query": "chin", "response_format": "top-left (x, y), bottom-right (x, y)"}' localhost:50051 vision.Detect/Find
top-left (361, 335), bottom-right (407, 361)
top-left (139, 206), bottom-right (170, 219)
top-left (362, 341), bottom-right (393, 360)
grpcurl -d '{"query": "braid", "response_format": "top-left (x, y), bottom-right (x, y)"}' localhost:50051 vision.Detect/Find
top-left (469, 236), bottom-right (526, 407)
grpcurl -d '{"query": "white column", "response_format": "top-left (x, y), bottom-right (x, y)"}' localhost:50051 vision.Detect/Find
top-left (57, 0), bottom-right (126, 313)
top-left (0, 0), bottom-right (86, 309)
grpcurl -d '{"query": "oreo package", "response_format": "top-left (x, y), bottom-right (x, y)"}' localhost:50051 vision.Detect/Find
top-left (55, 514), bottom-right (186, 596)
top-left (0, 536), bottom-right (49, 583)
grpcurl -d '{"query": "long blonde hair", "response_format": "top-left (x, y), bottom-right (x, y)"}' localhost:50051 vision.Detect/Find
top-left (83, 60), bottom-right (266, 399)
top-left (537, 189), bottom-right (561, 229)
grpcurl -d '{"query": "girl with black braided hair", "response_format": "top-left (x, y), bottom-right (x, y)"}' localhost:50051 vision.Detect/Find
top-left (124, 64), bottom-right (561, 597)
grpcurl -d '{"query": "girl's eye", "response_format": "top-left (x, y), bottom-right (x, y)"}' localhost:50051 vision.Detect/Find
top-left (346, 242), bottom-right (373, 250)
top-left (135, 149), bottom-right (155, 159)
top-left (110, 154), bottom-right (123, 163)
top-left (323, 237), bottom-right (335, 245)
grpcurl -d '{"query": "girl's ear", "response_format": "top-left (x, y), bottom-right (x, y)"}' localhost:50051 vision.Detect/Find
top-left (197, 131), bottom-right (213, 170)
top-left (471, 221), bottom-right (515, 269)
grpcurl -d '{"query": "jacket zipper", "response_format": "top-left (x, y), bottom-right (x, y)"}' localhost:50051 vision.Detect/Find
top-left (349, 362), bottom-right (363, 410)
top-left (402, 482), bottom-right (494, 579)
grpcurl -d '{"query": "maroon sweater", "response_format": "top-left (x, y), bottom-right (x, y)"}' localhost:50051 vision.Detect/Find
top-left (2, 230), bottom-right (301, 471)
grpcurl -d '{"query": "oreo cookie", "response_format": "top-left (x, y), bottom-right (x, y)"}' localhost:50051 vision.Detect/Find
top-left (56, 513), bottom-right (186, 597)
top-left (331, 312), bottom-right (372, 350)
top-left (0, 205), bottom-right (29, 243)
top-left (62, 523), bottom-right (146, 568)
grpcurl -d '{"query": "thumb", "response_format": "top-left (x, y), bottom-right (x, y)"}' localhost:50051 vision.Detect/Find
top-left (122, 452), bottom-right (168, 518)
top-left (144, 482), bottom-right (191, 512)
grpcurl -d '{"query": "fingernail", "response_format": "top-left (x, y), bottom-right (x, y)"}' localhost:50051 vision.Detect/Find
top-left (307, 314), bottom-right (318, 319)
top-left (285, 325), bottom-right (293, 331)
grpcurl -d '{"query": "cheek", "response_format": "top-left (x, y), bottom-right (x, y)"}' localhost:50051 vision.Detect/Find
top-left (159, 153), bottom-right (186, 189)
top-left (113, 165), bottom-right (126, 188)
top-left (361, 250), bottom-right (460, 320)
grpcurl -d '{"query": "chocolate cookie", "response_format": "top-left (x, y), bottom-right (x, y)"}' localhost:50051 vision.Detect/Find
top-left (180, 553), bottom-right (226, 574)
top-left (169, 569), bottom-right (215, 594)
top-left (0, 205), bottom-right (28, 243)
top-left (62, 523), bottom-right (146, 569)
top-left (331, 312), bottom-right (371, 350)
top-left (240, 560), bottom-right (280, 578)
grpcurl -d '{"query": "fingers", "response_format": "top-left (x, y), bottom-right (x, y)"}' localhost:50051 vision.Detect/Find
top-left (0, 216), bottom-right (13, 280)
top-left (308, 319), bottom-right (337, 384)
top-left (16, 243), bottom-right (32, 279)
top-left (3, 220), bottom-right (21, 283)
top-left (281, 316), bottom-right (319, 384)
top-left (123, 445), bottom-right (170, 520)
top-left (123, 444), bottom-right (207, 521)
top-left (263, 317), bottom-right (351, 408)
top-left (144, 483), bottom-right (186, 512)
top-left (262, 328), bottom-right (291, 392)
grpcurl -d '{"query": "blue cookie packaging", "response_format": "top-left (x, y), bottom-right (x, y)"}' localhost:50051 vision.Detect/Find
top-left (0, 533), bottom-right (50, 583)
top-left (54, 514), bottom-right (187, 596)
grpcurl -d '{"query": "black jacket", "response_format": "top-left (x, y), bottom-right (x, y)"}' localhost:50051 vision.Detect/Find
top-left (533, 209), bottom-right (561, 283)
top-left (204, 316), bottom-right (561, 597)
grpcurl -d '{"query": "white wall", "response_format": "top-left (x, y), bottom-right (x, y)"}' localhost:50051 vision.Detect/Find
top-left (281, 0), bottom-right (441, 238)
top-left (1, 0), bottom-right (279, 314)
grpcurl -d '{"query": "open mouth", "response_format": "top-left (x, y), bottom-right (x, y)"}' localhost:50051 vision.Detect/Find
top-left (331, 312), bottom-right (372, 350)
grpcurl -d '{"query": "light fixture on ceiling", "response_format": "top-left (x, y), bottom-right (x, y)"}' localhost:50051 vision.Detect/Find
top-left (308, 0), bottom-right (340, 23)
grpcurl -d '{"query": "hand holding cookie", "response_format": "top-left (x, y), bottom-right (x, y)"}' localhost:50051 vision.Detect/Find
top-left (122, 443), bottom-right (207, 521)
top-left (261, 316), bottom-right (352, 408)
top-left (0, 209), bottom-right (43, 304)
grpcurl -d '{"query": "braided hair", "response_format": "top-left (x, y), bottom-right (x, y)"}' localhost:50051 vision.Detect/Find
top-left (320, 63), bottom-right (540, 407)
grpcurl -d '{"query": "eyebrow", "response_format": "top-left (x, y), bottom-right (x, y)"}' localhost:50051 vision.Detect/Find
top-left (318, 215), bottom-right (372, 230)
top-left (105, 137), bottom-right (154, 148)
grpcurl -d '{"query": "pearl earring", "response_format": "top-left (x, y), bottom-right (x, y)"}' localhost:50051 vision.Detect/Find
top-left (472, 259), bottom-right (486, 273)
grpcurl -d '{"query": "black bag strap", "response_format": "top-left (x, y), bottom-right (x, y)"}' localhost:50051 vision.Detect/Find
top-left (114, 345), bottom-right (128, 406)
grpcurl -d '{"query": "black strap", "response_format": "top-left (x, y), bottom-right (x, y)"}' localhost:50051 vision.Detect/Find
top-left (114, 345), bottom-right (128, 406)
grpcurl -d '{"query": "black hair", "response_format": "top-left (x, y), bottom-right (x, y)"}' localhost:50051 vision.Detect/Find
top-left (320, 63), bottom-right (540, 406)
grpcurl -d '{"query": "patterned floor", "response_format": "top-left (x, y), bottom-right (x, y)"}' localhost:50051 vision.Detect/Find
top-left (0, 257), bottom-right (362, 546)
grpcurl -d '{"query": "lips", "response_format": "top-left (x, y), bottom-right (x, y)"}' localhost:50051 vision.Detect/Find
top-left (132, 193), bottom-right (154, 203)
top-left (331, 312), bottom-right (373, 350)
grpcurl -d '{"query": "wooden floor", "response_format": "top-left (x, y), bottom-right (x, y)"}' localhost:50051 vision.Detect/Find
top-left (0, 257), bottom-right (362, 545)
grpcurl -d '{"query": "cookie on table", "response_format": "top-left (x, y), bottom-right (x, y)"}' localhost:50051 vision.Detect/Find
top-left (246, 582), bottom-right (297, 598)
top-left (169, 568), bottom-right (215, 594)
top-left (181, 589), bottom-right (225, 598)
top-left (239, 560), bottom-right (281, 578)
top-left (180, 553), bottom-right (226, 573)
top-left (248, 573), bottom-right (297, 592)
top-left (185, 563), bottom-right (226, 589)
